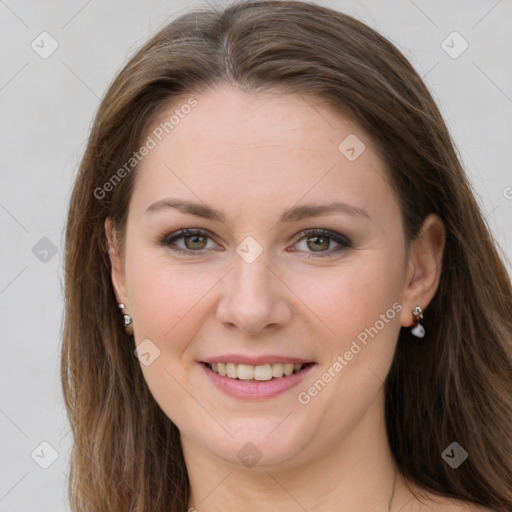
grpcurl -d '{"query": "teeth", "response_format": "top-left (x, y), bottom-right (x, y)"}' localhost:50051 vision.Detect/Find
top-left (283, 363), bottom-right (294, 376)
top-left (208, 362), bottom-right (304, 380)
top-left (254, 364), bottom-right (272, 381)
top-left (237, 364), bottom-right (254, 380)
top-left (226, 363), bottom-right (237, 379)
top-left (272, 363), bottom-right (284, 377)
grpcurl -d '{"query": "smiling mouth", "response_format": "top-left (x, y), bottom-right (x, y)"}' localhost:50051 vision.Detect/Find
top-left (202, 362), bottom-right (314, 381)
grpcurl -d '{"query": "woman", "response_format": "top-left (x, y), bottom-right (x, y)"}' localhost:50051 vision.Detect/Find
top-left (61, 1), bottom-right (512, 511)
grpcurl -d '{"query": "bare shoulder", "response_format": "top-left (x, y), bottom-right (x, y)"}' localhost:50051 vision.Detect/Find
top-left (397, 479), bottom-right (495, 512)
top-left (441, 504), bottom-right (495, 512)
top-left (414, 495), bottom-right (495, 512)
top-left (441, 504), bottom-right (494, 512)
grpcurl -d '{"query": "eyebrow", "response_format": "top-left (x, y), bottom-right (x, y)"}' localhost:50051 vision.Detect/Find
top-left (145, 198), bottom-right (371, 222)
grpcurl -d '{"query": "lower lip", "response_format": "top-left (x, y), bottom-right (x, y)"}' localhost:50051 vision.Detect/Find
top-left (200, 362), bottom-right (316, 400)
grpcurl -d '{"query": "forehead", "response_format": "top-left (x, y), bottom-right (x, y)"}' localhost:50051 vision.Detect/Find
top-left (149, 85), bottom-right (362, 159)
top-left (130, 85), bottom-right (394, 222)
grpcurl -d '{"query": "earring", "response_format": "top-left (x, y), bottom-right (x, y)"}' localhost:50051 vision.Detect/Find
top-left (410, 305), bottom-right (425, 338)
top-left (118, 303), bottom-right (133, 333)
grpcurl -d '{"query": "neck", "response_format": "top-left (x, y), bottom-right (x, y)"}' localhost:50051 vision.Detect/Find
top-left (183, 389), bottom-right (410, 512)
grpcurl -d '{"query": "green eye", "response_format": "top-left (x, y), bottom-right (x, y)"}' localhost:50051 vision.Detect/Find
top-left (162, 228), bottom-right (352, 257)
top-left (182, 233), bottom-right (208, 250)
top-left (306, 234), bottom-right (331, 252)
top-left (291, 229), bottom-right (352, 258)
top-left (162, 229), bottom-right (216, 254)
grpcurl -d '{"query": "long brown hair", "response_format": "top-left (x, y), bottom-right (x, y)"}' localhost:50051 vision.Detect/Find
top-left (61, 1), bottom-right (512, 510)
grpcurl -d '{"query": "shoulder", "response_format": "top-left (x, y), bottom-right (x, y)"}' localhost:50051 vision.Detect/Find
top-left (406, 499), bottom-right (495, 512)
top-left (414, 495), bottom-right (495, 512)
top-left (397, 478), bottom-right (496, 512)
top-left (438, 504), bottom-right (495, 512)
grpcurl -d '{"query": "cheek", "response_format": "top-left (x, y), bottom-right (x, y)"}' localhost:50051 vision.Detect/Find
top-left (292, 256), bottom-right (404, 430)
top-left (129, 261), bottom-right (183, 343)
top-left (125, 248), bottom-right (225, 353)
top-left (124, 252), bottom-right (219, 426)
top-left (291, 253), bottom-right (404, 347)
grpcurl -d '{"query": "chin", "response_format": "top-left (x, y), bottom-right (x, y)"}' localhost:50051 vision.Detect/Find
top-left (197, 415), bottom-right (319, 470)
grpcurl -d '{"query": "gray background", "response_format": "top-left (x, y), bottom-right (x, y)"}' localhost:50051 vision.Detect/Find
top-left (1, 0), bottom-right (511, 510)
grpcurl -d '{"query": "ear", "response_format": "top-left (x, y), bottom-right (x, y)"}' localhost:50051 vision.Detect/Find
top-left (105, 217), bottom-right (128, 306)
top-left (400, 213), bottom-right (446, 327)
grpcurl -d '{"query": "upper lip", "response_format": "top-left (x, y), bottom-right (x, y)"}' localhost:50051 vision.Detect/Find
top-left (200, 354), bottom-right (315, 365)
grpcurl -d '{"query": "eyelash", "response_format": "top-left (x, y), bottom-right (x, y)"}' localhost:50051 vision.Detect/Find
top-left (160, 228), bottom-right (352, 258)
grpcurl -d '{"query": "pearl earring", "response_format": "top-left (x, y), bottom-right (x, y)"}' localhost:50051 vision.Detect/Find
top-left (118, 303), bottom-right (133, 329)
top-left (410, 305), bottom-right (425, 338)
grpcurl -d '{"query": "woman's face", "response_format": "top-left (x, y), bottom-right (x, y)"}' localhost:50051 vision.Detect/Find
top-left (109, 85), bottom-right (416, 469)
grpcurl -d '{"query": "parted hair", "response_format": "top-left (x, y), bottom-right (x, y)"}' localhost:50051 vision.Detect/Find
top-left (61, 1), bottom-right (512, 510)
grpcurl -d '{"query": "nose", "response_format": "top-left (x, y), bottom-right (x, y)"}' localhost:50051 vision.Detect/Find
top-left (215, 252), bottom-right (293, 336)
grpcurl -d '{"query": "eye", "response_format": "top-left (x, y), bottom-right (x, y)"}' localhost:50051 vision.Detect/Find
top-left (161, 229), bottom-right (219, 255)
top-left (290, 228), bottom-right (352, 258)
top-left (161, 227), bottom-right (351, 258)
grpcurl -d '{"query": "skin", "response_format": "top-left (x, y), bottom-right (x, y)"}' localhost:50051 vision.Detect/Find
top-left (106, 85), bottom-right (486, 511)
